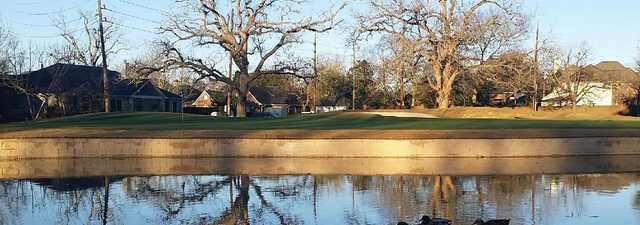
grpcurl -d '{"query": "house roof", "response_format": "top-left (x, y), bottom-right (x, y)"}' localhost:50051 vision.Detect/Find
top-left (557, 61), bottom-right (639, 83)
top-left (160, 88), bottom-right (182, 99)
top-left (22, 63), bottom-right (119, 93)
top-left (21, 64), bottom-right (181, 99)
top-left (110, 79), bottom-right (146, 96)
top-left (588, 61), bottom-right (638, 82)
top-left (248, 86), bottom-right (298, 105)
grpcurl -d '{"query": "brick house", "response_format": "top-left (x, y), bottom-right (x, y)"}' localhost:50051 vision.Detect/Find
top-left (0, 63), bottom-right (182, 121)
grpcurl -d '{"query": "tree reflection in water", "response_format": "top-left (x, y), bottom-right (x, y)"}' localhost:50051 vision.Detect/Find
top-left (0, 174), bottom-right (639, 225)
top-left (428, 176), bottom-right (457, 218)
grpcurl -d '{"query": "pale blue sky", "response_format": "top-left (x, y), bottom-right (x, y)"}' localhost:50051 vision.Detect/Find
top-left (1, 0), bottom-right (639, 72)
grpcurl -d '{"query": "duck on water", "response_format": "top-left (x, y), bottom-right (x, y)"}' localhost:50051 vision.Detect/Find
top-left (397, 216), bottom-right (451, 225)
top-left (397, 216), bottom-right (509, 225)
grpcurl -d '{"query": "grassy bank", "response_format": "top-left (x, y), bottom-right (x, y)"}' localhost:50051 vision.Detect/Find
top-left (2, 112), bottom-right (640, 130)
top-left (415, 106), bottom-right (640, 120)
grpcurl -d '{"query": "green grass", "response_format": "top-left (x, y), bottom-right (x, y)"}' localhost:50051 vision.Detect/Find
top-left (2, 112), bottom-right (640, 130)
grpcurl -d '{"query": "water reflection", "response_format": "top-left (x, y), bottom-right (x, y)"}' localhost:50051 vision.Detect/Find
top-left (1, 174), bottom-right (639, 225)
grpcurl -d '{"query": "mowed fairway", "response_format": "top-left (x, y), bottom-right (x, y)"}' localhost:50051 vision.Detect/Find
top-left (2, 112), bottom-right (640, 130)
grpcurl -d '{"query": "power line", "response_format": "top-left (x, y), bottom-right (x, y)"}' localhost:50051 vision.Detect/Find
top-left (114, 0), bottom-right (171, 15)
top-left (7, 20), bottom-right (56, 28)
top-left (17, 0), bottom-right (93, 16)
top-left (19, 6), bottom-right (78, 16)
top-left (10, 28), bottom-right (82, 39)
top-left (104, 8), bottom-right (162, 24)
top-left (12, 0), bottom-right (93, 16)
top-left (104, 20), bottom-right (155, 33)
top-left (5, 17), bottom-right (85, 28)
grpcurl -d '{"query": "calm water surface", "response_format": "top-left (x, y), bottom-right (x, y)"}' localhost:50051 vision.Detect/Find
top-left (1, 173), bottom-right (640, 225)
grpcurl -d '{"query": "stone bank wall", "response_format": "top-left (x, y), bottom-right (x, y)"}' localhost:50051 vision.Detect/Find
top-left (1, 137), bottom-right (640, 159)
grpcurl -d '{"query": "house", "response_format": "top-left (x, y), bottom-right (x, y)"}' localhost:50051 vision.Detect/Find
top-left (0, 63), bottom-right (182, 121)
top-left (110, 79), bottom-right (183, 112)
top-left (542, 61), bottom-right (638, 107)
top-left (183, 89), bottom-right (226, 115)
top-left (488, 91), bottom-right (526, 105)
top-left (191, 90), bottom-right (225, 108)
top-left (246, 86), bottom-right (299, 117)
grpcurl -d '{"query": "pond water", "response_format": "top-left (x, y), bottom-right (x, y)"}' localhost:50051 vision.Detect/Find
top-left (1, 156), bottom-right (640, 225)
top-left (1, 172), bottom-right (640, 225)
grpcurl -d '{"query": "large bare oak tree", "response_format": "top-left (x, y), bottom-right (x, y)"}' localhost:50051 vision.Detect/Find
top-left (158, 0), bottom-right (343, 117)
top-left (359, 0), bottom-right (523, 108)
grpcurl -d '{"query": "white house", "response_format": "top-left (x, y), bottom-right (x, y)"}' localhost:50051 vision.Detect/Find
top-left (542, 61), bottom-right (638, 107)
top-left (541, 82), bottom-right (611, 106)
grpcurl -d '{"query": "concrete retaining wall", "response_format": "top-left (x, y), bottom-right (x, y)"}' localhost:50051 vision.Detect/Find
top-left (2, 137), bottom-right (640, 159)
top-left (3, 156), bottom-right (640, 179)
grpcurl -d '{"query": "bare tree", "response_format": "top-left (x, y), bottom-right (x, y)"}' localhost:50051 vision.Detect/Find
top-left (0, 25), bottom-right (55, 120)
top-left (280, 57), bottom-right (316, 112)
top-left (156, 0), bottom-right (343, 117)
top-left (478, 51), bottom-right (535, 105)
top-left (469, 9), bottom-right (529, 62)
top-left (377, 35), bottom-right (422, 107)
top-left (549, 46), bottom-right (601, 108)
top-left (316, 57), bottom-right (351, 106)
top-left (53, 11), bottom-right (121, 66)
top-left (359, 0), bottom-right (524, 108)
top-left (0, 24), bottom-right (13, 75)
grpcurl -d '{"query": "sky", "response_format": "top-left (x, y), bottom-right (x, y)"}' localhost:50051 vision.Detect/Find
top-left (1, 0), bottom-right (639, 73)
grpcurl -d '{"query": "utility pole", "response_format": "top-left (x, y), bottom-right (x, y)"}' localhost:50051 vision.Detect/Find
top-left (226, 11), bottom-right (236, 117)
top-left (102, 176), bottom-right (110, 225)
top-left (533, 23), bottom-right (540, 112)
top-left (351, 41), bottom-right (356, 111)
top-left (97, 0), bottom-right (110, 112)
top-left (227, 53), bottom-right (233, 116)
top-left (313, 32), bottom-right (318, 113)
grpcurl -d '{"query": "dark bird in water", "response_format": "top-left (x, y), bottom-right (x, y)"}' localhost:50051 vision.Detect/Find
top-left (397, 216), bottom-right (451, 225)
top-left (420, 216), bottom-right (452, 225)
top-left (472, 219), bottom-right (510, 225)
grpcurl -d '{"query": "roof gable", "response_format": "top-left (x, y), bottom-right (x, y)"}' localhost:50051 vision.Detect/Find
top-left (191, 89), bottom-right (224, 106)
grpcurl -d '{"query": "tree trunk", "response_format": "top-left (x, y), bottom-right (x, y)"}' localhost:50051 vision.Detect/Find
top-left (236, 88), bottom-right (247, 118)
top-left (26, 95), bottom-right (34, 120)
top-left (235, 73), bottom-right (251, 118)
top-left (636, 91), bottom-right (640, 116)
top-left (411, 91), bottom-right (416, 108)
top-left (436, 89), bottom-right (451, 109)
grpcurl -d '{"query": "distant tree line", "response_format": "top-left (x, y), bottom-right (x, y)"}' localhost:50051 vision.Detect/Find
top-left (3, 0), bottom-right (640, 120)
